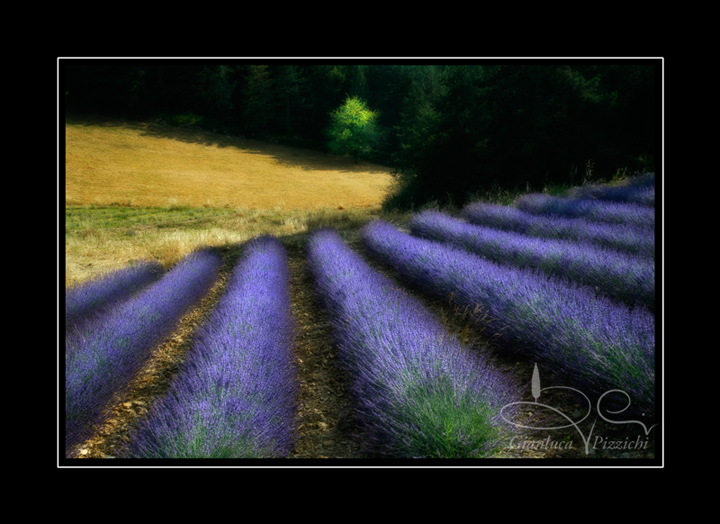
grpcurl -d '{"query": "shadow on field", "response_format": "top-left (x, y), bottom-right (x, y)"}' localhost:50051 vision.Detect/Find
top-left (65, 113), bottom-right (392, 176)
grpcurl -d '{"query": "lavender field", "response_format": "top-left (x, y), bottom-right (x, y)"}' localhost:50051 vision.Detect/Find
top-left (63, 174), bottom-right (658, 462)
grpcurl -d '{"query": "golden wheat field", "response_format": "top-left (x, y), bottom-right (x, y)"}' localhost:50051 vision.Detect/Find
top-left (64, 116), bottom-right (399, 288)
top-left (65, 117), bottom-right (394, 210)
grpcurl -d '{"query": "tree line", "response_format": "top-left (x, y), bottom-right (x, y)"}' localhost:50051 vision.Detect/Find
top-left (63, 60), bottom-right (659, 209)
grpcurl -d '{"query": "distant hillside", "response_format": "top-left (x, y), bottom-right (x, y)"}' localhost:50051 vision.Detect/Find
top-left (65, 117), bottom-right (395, 210)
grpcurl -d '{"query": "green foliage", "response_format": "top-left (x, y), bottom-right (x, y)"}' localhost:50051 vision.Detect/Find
top-left (326, 96), bottom-right (381, 162)
top-left (242, 65), bottom-right (274, 137)
top-left (196, 65), bottom-right (237, 118)
top-left (163, 112), bottom-right (206, 128)
top-left (393, 375), bottom-right (505, 458)
top-left (274, 65), bottom-right (310, 135)
top-left (386, 63), bottom-right (657, 208)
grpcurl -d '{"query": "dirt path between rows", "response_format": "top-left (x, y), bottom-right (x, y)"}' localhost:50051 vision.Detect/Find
top-left (284, 241), bottom-right (367, 459)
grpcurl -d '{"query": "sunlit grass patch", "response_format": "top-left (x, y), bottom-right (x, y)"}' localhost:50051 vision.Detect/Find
top-left (64, 203), bottom-right (406, 288)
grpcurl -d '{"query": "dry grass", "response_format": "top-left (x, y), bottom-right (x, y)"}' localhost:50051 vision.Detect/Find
top-left (63, 116), bottom-right (402, 288)
top-left (64, 205), bottom-right (400, 288)
top-left (65, 116), bottom-right (394, 210)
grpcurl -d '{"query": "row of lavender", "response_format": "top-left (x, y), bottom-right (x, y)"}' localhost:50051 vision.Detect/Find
top-left (66, 260), bottom-right (164, 331)
top-left (123, 236), bottom-right (298, 458)
top-left (65, 250), bottom-right (222, 454)
top-left (512, 190), bottom-right (655, 229)
top-left (418, 175), bottom-right (656, 312)
top-left (565, 172), bottom-right (655, 206)
top-left (306, 228), bottom-right (521, 458)
top-left (409, 210), bottom-right (655, 312)
top-left (459, 201), bottom-right (654, 259)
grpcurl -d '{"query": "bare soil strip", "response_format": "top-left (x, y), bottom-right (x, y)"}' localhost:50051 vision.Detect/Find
top-left (285, 240), bottom-right (366, 459)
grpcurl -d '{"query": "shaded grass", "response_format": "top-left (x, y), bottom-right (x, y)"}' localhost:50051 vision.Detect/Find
top-left (64, 204), bottom-right (411, 289)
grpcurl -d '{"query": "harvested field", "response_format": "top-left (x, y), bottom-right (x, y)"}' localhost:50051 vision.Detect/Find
top-left (65, 116), bottom-right (394, 210)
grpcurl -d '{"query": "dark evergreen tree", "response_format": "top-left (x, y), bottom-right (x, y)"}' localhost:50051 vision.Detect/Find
top-left (241, 65), bottom-right (274, 137)
top-left (300, 65), bottom-right (349, 146)
top-left (349, 65), bottom-right (370, 101)
top-left (196, 65), bottom-right (238, 122)
top-left (273, 65), bottom-right (311, 136)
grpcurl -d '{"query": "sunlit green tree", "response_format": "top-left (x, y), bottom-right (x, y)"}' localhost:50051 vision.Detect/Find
top-left (326, 96), bottom-right (381, 162)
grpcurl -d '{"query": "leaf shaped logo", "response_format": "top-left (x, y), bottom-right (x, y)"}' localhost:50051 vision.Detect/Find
top-left (532, 363), bottom-right (541, 403)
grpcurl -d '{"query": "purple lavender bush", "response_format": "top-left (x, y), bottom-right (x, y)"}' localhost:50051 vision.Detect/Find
top-left (361, 220), bottom-right (655, 418)
top-left (65, 261), bottom-right (164, 330)
top-left (567, 173), bottom-right (655, 206)
top-left (410, 210), bottom-right (655, 312)
top-left (65, 249), bottom-right (222, 456)
top-left (123, 236), bottom-right (298, 459)
top-left (307, 228), bottom-right (521, 458)
top-left (460, 201), bottom-right (655, 259)
top-left (515, 193), bottom-right (655, 229)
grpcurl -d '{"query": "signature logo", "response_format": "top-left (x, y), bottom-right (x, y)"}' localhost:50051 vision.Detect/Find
top-left (500, 364), bottom-right (657, 455)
